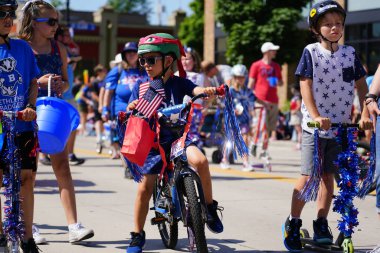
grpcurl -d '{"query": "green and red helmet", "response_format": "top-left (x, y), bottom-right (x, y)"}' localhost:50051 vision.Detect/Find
top-left (138, 33), bottom-right (186, 77)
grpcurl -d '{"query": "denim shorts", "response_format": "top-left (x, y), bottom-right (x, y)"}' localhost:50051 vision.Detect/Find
top-left (301, 130), bottom-right (341, 176)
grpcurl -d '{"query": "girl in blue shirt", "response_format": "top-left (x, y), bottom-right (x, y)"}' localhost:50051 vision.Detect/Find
top-left (0, 0), bottom-right (39, 251)
top-left (102, 42), bottom-right (149, 159)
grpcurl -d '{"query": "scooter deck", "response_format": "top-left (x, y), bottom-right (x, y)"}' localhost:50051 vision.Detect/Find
top-left (301, 238), bottom-right (342, 252)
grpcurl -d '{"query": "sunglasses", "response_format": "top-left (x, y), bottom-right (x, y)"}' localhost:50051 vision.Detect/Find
top-left (0, 10), bottom-right (16, 19)
top-left (34, 18), bottom-right (59, 27)
top-left (139, 56), bottom-right (162, 66)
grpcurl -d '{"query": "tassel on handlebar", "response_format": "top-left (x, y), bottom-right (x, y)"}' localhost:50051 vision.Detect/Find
top-left (298, 128), bottom-right (322, 202)
top-left (223, 85), bottom-right (249, 158)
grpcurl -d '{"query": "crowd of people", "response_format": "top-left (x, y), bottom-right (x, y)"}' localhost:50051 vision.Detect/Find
top-left (0, 0), bottom-right (378, 253)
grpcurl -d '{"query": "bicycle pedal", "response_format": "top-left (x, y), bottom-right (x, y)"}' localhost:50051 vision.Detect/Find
top-left (151, 217), bottom-right (166, 225)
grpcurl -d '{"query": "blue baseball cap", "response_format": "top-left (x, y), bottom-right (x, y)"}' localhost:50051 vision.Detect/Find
top-left (122, 42), bottom-right (138, 52)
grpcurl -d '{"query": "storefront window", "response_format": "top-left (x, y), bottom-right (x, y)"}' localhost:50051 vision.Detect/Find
top-left (347, 0), bottom-right (380, 12)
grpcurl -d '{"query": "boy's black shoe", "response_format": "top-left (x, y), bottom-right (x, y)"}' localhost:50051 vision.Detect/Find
top-left (69, 154), bottom-right (85, 166)
top-left (39, 156), bottom-right (51, 166)
top-left (0, 234), bottom-right (7, 251)
top-left (206, 200), bottom-right (224, 234)
top-left (127, 231), bottom-right (145, 253)
top-left (313, 217), bottom-right (333, 244)
top-left (21, 238), bottom-right (40, 253)
top-left (282, 216), bottom-right (302, 252)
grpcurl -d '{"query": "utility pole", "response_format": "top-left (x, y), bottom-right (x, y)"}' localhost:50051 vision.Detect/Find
top-left (66, 0), bottom-right (70, 25)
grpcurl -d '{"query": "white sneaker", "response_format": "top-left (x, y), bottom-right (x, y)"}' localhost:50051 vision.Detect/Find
top-left (220, 162), bottom-right (230, 170)
top-left (32, 225), bottom-right (47, 245)
top-left (68, 223), bottom-right (94, 243)
top-left (242, 163), bottom-right (255, 172)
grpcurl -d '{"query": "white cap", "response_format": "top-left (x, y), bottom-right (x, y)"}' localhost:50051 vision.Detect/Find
top-left (110, 53), bottom-right (122, 65)
top-left (261, 42), bottom-right (280, 53)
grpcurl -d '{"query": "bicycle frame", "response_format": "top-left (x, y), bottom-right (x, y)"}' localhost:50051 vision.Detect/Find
top-left (154, 153), bottom-right (208, 226)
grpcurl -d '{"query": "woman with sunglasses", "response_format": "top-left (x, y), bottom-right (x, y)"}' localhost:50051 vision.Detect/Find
top-left (0, 0), bottom-right (39, 252)
top-left (125, 33), bottom-right (224, 253)
top-left (19, 0), bottom-right (94, 245)
top-left (102, 42), bottom-right (149, 159)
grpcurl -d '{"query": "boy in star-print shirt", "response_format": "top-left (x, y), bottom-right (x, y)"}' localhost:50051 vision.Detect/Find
top-left (282, 1), bottom-right (372, 252)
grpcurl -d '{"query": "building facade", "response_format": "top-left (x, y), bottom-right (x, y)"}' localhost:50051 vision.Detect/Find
top-left (12, 2), bottom-right (184, 75)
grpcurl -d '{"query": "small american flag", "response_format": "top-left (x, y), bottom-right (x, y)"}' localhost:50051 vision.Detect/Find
top-left (136, 79), bottom-right (165, 118)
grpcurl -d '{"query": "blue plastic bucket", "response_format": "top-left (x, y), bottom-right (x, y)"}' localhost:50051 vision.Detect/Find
top-left (36, 97), bottom-right (79, 154)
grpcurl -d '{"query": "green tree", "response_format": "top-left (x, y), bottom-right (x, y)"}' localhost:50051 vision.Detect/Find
top-left (178, 0), bottom-right (204, 56)
top-left (215, 0), bottom-right (310, 66)
top-left (106, 0), bottom-right (150, 14)
top-left (50, 0), bottom-right (64, 9)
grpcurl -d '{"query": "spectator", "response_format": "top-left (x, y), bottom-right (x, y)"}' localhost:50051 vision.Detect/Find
top-left (289, 83), bottom-right (302, 150)
top-left (55, 24), bottom-right (85, 165)
top-left (102, 42), bottom-right (149, 159)
top-left (248, 42), bottom-right (283, 142)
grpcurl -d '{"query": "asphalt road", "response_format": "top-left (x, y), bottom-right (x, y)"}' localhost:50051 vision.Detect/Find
top-left (32, 135), bottom-right (379, 252)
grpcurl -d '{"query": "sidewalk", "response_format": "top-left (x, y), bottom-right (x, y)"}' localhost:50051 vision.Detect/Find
top-left (32, 135), bottom-right (379, 252)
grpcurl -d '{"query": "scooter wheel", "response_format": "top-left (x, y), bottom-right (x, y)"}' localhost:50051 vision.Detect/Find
top-left (212, 150), bottom-right (223, 163)
top-left (342, 238), bottom-right (354, 253)
top-left (299, 228), bottom-right (310, 248)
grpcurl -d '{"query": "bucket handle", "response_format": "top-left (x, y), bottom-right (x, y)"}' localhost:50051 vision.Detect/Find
top-left (47, 75), bottom-right (52, 97)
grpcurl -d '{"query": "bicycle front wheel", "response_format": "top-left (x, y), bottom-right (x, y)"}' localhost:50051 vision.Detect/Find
top-left (183, 176), bottom-right (208, 253)
top-left (153, 180), bottom-right (178, 249)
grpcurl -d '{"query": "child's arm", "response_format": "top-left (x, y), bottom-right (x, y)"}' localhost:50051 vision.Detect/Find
top-left (300, 77), bottom-right (331, 130)
top-left (356, 77), bottom-right (373, 130)
top-left (193, 86), bottom-right (216, 97)
top-left (367, 66), bottom-right (380, 128)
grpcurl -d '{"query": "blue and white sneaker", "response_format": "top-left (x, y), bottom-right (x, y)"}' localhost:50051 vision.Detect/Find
top-left (127, 231), bottom-right (145, 253)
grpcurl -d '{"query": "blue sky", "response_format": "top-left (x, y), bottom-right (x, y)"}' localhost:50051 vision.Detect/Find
top-left (48, 0), bottom-right (192, 25)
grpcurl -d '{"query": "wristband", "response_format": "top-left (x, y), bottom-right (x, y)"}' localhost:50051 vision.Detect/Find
top-left (26, 103), bottom-right (36, 111)
top-left (365, 93), bottom-right (378, 101)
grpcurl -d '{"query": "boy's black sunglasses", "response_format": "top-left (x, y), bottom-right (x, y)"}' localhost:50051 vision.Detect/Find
top-left (34, 18), bottom-right (59, 26)
top-left (0, 10), bottom-right (16, 19)
top-left (138, 56), bottom-right (162, 66)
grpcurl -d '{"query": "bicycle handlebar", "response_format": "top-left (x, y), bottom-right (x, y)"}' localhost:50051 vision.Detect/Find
top-left (307, 122), bottom-right (360, 128)
top-left (118, 85), bottom-right (227, 121)
top-left (0, 111), bottom-right (24, 120)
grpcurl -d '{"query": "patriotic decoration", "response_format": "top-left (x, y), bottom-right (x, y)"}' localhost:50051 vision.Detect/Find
top-left (136, 79), bottom-right (165, 118)
top-left (1, 117), bottom-right (25, 243)
top-left (298, 128), bottom-right (322, 202)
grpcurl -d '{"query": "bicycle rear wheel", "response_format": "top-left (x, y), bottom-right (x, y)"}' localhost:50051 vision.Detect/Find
top-left (183, 176), bottom-right (208, 253)
top-left (153, 180), bottom-right (178, 249)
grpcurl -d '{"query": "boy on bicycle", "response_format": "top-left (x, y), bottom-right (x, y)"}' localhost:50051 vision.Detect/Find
top-left (282, 1), bottom-right (372, 252)
top-left (126, 33), bottom-right (223, 253)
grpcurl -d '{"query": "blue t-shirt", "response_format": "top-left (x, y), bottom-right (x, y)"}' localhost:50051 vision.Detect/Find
top-left (0, 39), bottom-right (40, 132)
top-left (105, 66), bottom-right (149, 117)
top-left (129, 75), bottom-right (197, 145)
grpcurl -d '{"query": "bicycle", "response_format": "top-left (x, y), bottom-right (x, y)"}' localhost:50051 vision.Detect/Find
top-left (300, 122), bottom-right (375, 253)
top-left (150, 87), bottom-right (225, 253)
top-left (0, 111), bottom-right (31, 253)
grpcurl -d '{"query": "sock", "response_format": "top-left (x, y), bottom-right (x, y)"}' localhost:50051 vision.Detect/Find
top-left (289, 215), bottom-right (300, 221)
top-left (68, 223), bottom-right (79, 231)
